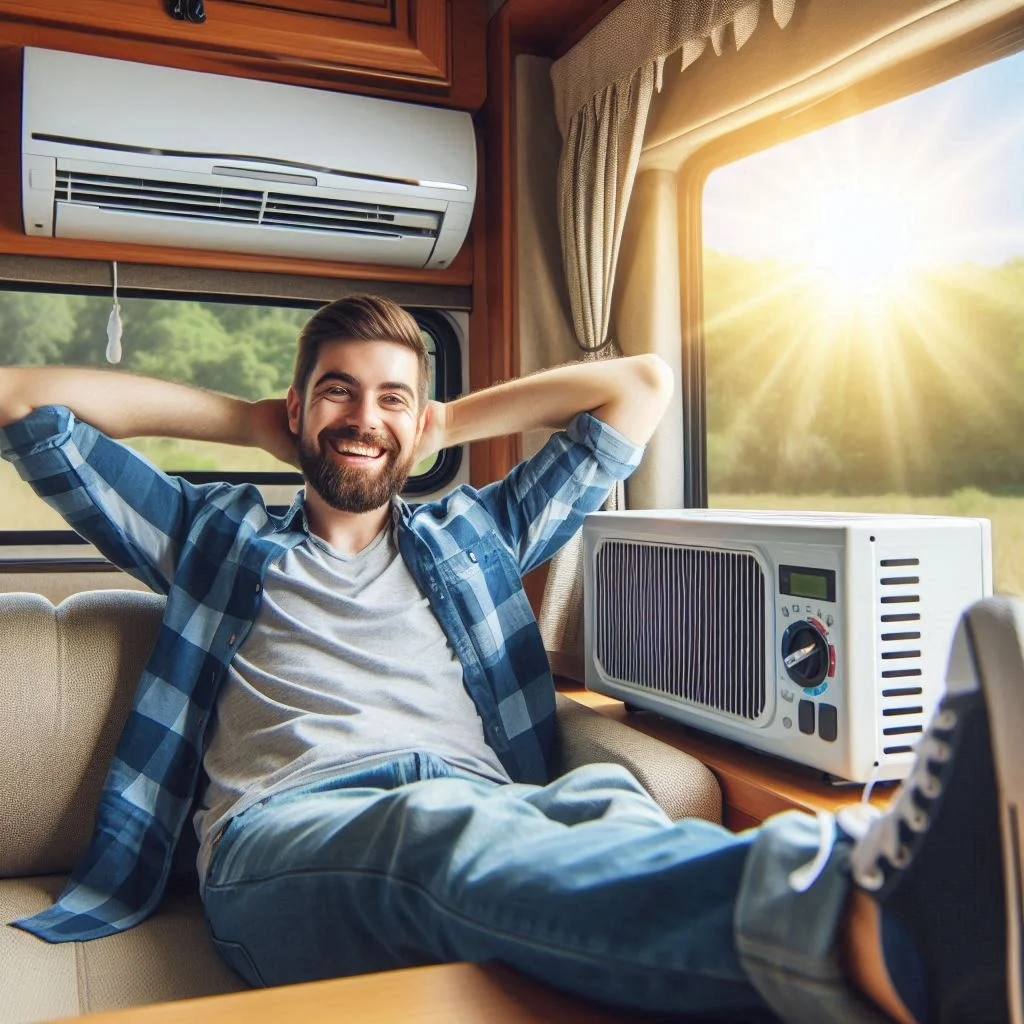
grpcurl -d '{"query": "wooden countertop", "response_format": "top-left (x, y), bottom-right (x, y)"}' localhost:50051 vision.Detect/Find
top-left (60, 963), bottom-right (630, 1024)
top-left (563, 688), bottom-right (895, 830)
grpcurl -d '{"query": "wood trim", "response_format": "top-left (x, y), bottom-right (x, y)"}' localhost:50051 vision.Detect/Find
top-left (0, 0), bottom-right (449, 83)
top-left (504, 0), bottom-right (627, 56)
top-left (475, 0), bottom-right (628, 488)
top-left (473, 2), bottom-right (521, 488)
top-left (52, 962), bottom-right (631, 1024)
top-left (220, 0), bottom-right (394, 27)
top-left (565, 689), bottom-right (895, 830)
top-left (0, 1), bottom-right (485, 109)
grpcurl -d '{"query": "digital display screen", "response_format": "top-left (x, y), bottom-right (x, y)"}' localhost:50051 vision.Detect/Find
top-left (779, 565), bottom-right (836, 602)
top-left (789, 571), bottom-right (829, 600)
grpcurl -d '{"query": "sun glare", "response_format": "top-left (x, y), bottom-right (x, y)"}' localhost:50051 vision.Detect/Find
top-left (807, 182), bottom-right (924, 300)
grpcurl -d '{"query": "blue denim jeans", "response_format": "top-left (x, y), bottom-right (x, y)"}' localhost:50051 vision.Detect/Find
top-left (202, 753), bottom-right (888, 1022)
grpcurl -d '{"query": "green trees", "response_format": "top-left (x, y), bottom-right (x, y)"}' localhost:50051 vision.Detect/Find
top-left (704, 252), bottom-right (1024, 497)
top-left (0, 292), bottom-right (311, 402)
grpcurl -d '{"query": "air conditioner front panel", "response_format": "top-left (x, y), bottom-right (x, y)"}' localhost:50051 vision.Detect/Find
top-left (54, 204), bottom-right (437, 267)
top-left (583, 511), bottom-right (992, 783)
top-left (592, 539), bottom-right (770, 724)
top-left (24, 49), bottom-right (476, 202)
top-left (22, 48), bottom-right (476, 268)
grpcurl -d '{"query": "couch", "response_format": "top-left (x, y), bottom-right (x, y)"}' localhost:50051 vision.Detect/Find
top-left (0, 589), bottom-right (722, 1023)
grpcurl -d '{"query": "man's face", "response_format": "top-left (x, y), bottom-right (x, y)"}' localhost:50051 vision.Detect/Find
top-left (286, 339), bottom-right (425, 514)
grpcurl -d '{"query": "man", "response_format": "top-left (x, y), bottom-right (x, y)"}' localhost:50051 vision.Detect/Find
top-left (0, 295), bottom-right (1018, 1023)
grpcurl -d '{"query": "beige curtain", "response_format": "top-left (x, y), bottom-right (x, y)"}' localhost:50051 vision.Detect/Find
top-left (538, 0), bottom-right (800, 681)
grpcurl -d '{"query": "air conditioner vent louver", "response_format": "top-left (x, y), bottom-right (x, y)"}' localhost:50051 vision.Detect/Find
top-left (878, 555), bottom-right (925, 753)
top-left (54, 171), bottom-right (442, 239)
top-left (594, 541), bottom-right (767, 720)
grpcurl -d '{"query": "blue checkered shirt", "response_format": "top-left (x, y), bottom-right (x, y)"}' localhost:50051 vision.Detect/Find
top-left (0, 405), bottom-right (642, 943)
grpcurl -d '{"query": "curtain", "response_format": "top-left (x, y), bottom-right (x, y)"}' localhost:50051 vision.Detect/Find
top-left (538, 0), bottom-right (800, 681)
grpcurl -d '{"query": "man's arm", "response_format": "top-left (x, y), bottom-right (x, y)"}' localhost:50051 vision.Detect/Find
top-left (0, 366), bottom-right (295, 462)
top-left (0, 367), bottom-right (296, 593)
top-left (417, 356), bottom-right (674, 576)
top-left (419, 355), bottom-right (673, 459)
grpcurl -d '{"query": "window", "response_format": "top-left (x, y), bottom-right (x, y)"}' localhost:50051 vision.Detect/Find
top-left (0, 290), bottom-right (462, 536)
top-left (700, 48), bottom-right (1024, 595)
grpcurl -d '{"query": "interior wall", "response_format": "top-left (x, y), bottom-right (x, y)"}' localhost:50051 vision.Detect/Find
top-left (514, 55), bottom-right (578, 458)
top-left (611, 170), bottom-right (685, 509)
top-left (641, 0), bottom-right (1024, 169)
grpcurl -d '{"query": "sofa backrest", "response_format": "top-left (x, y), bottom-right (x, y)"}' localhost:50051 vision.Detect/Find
top-left (0, 589), bottom-right (164, 878)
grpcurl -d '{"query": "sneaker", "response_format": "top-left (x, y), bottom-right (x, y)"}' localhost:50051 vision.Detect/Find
top-left (842, 597), bottom-right (1024, 1024)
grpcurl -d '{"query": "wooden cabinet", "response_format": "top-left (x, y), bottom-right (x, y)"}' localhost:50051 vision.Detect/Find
top-left (0, 0), bottom-right (484, 109)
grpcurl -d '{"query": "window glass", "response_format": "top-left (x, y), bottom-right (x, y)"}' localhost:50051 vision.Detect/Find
top-left (702, 50), bottom-right (1024, 595)
top-left (0, 292), bottom-right (447, 533)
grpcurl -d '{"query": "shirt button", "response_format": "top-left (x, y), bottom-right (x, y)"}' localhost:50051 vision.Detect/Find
top-left (255, 582), bottom-right (262, 593)
top-left (228, 634), bottom-right (237, 646)
top-left (468, 551), bottom-right (478, 563)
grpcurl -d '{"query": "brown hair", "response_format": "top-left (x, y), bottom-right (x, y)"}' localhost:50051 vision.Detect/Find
top-left (293, 295), bottom-right (429, 408)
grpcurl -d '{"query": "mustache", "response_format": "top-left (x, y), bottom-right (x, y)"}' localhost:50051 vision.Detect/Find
top-left (319, 426), bottom-right (398, 453)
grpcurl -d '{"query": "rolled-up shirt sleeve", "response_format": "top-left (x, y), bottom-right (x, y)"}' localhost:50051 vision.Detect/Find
top-left (476, 411), bottom-right (645, 576)
top-left (1, 405), bottom-right (223, 593)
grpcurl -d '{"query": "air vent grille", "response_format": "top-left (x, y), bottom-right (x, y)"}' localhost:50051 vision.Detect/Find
top-left (878, 556), bottom-right (925, 753)
top-left (54, 170), bottom-right (441, 239)
top-left (594, 541), bottom-right (767, 720)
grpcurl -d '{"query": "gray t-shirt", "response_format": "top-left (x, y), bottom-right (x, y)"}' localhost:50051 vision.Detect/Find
top-left (193, 526), bottom-right (511, 881)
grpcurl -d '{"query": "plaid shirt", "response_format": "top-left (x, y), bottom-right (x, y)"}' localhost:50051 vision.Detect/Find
top-left (1, 405), bottom-right (642, 943)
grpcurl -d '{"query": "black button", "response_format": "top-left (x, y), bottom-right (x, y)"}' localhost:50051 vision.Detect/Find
top-left (819, 703), bottom-right (838, 743)
top-left (798, 699), bottom-right (815, 735)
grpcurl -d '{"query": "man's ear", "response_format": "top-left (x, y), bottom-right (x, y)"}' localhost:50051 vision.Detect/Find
top-left (286, 385), bottom-right (301, 435)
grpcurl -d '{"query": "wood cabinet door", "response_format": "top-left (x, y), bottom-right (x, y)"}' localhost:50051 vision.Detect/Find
top-left (0, 0), bottom-right (461, 95)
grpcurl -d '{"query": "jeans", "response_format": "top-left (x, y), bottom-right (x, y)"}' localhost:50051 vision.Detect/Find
top-left (202, 753), bottom-right (888, 1022)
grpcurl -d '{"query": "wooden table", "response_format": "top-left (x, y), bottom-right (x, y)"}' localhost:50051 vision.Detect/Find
top-left (59, 963), bottom-right (632, 1024)
top-left (564, 688), bottom-right (895, 830)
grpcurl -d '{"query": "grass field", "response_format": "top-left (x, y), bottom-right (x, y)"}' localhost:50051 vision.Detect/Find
top-left (714, 490), bottom-right (1024, 596)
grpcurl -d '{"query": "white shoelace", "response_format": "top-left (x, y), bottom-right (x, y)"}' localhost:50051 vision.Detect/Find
top-left (788, 708), bottom-right (958, 894)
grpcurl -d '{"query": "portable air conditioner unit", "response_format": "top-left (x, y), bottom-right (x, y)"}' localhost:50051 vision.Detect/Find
top-left (583, 510), bottom-right (992, 783)
top-left (21, 48), bottom-right (476, 269)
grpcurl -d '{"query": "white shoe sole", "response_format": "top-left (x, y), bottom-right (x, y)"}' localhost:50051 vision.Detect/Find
top-left (965, 597), bottom-right (1024, 1024)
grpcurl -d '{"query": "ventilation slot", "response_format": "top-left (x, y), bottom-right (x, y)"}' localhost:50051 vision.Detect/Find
top-left (56, 170), bottom-right (262, 224)
top-left (593, 542), bottom-right (766, 720)
top-left (263, 192), bottom-right (440, 238)
top-left (54, 171), bottom-right (442, 239)
top-left (877, 555), bottom-right (925, 757)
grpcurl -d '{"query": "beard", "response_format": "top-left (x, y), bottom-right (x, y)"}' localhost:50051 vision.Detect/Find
top-left (299, 423), bottom-right (415, 514)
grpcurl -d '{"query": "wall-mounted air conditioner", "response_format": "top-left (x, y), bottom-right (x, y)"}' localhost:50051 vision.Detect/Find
top-left (584, 510), bottom-right (992, 783)
top-left (21, 48), bottom-right (476, 269)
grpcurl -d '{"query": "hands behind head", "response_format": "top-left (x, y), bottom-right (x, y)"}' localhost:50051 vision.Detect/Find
top-left (413, 400), bottom-right (448, 465)
top-left (251, 398), bottom-right (300, 469)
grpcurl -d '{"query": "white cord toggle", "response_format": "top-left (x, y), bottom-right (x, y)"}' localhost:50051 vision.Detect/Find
top-left (106, 261), bottom-right (122, 364)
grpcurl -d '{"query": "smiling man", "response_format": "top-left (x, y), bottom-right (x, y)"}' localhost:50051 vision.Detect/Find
top-left (0, 295), bottom-right (1020, 1024)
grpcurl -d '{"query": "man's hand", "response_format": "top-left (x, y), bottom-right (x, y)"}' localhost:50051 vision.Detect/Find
top-left (249, 398), bottom-right (298, 468)
top-left (413, 400), bottom-right (449, 464)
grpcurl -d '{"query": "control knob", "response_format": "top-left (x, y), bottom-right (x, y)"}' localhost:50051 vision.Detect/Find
top-left (781, 619), bottom-right (829, 688)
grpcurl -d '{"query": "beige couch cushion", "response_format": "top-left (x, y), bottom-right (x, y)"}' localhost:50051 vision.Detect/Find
top-left (0, 590), bottom-right (164, 877)
top-left (554, 694), bottom-right (721, 823)
top-left (0, 589), bottom-right (721, 1023)
top-left (0, 876), bottom-right (244, 1023)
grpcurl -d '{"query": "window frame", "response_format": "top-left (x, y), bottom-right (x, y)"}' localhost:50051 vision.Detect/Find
top-left (0, 285), bottom-right (463, 546)
top-left (679, 8), bottom-right (1024, 508)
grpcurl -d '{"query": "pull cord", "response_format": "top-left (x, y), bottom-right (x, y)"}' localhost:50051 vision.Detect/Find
top-left (106, 261), bottom-right (122, 364)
